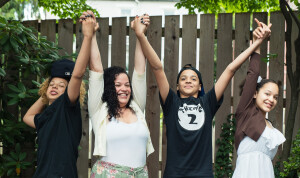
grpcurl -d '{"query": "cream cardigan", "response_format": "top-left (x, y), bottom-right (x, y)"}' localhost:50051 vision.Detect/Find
top-left (88, 70), bottom-right (154, 157)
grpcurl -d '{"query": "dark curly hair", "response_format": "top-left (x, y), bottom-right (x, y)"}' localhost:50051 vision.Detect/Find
top-left (102, 66), bottom-right (133, 120)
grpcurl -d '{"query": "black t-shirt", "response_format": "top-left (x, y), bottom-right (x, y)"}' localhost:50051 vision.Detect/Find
top-left (160, 88), bottom-right (223, 178)
top-left (33, 89), bottom-right (82, 178)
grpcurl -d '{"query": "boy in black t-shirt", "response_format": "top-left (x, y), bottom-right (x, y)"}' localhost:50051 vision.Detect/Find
top-left (23, 11), bottom-right (98, 178)
top-left (131, 17), bottom-right (267, 177)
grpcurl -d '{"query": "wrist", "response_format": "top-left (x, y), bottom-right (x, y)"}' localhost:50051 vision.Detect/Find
top-left (136, 32), bottom-right (146, 39)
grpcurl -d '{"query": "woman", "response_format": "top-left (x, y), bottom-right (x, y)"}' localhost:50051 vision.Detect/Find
top-left (86, 12), bottom-right (154, 178)
top-left (23, 14), bottom-right (96, 177)
top-left (233, 20), bottom-right (285, 178)
top-left (131, 17), bottom-right (273, 177)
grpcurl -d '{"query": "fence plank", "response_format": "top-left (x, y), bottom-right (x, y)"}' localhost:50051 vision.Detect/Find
top-left (98, 18), bottom-right (109, 69)
top-left (129, 17), bottom-right (137, 78)
top-left (75, 21), bottom-right (89, 178)
top-left (162, 15), bottom-right (180, 176)
top-left (146, 16), bottom-right (162, 178)
top-left (252, 12), bottom-right (268, 78)
top-left (58, 19), bottom-right (74, 58)
top-left (182, 14), bottom-right (197, 67)
top-left (232, 13), bottom-right (250, 169)
top-left (269, 12), bottom-right (285, 162)
top-left (40, 19), bottom-right (56, 43)
top-left (214, 13), bottom-right (233, 161)
top-left (111, 17), bottom-right (127, 68)
top-left (199, 14), bottom-right (215, 100)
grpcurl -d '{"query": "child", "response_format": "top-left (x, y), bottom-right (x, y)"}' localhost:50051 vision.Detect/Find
top-left (23, 13), bottom-right (97, 177)
top-left (233, 19), bottom-right (285, 178)
top-left (131, 16), bottom-right (273, 177)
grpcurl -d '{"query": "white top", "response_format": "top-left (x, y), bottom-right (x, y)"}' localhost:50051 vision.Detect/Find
top-left (233, 126), bottom-right (286, 178)
top-left (88, 70), bottom-right (154, 157)
top-left (101, 117), bottom-right (148, 168)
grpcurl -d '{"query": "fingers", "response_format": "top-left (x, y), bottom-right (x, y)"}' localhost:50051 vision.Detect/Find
top-left (254, 18), bottom-right (262, 27)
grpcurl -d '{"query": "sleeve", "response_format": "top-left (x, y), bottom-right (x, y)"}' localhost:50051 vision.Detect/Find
top-left (205, 87), bottom-right (223, 117)
top-left (34, 114), bottom-right (41, 130)
top-left (132, 69), bottom-right (146, 111)
top-left (88, 70), bottom-right (104, 118)
top-left (159, 88), bottom-right (175, 117)
top-left (235, 52), bottom-right (261, 116)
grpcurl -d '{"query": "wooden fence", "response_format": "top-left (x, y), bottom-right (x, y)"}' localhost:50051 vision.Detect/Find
top-left (20, 12), bottom-right (300, 178)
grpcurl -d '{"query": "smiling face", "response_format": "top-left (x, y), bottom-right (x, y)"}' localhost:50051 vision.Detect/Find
top-left (254, 82), bottom-right (279, 115)
top-left (177, 69), bottom-right (201, 98)
top-left (114, 73), bottom-right (131, 108)
top-left (46, 77), bottom-right (68, 105)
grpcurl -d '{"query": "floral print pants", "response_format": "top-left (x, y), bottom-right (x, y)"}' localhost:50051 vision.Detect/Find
top-left (90, 160), bottom-right (148, 178)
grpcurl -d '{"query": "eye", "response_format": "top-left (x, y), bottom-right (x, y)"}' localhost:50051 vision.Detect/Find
top-left (274, 96), bottom-right (278, 100)
top-left (59, 84), bottom-right (65, 88)
top-left (192, 78), bottom-right (196, 81)
top-left (125, 83), bottom-right (130, 87)
top-left (265, 93), bottom-right (270, 96)
top-left (181, 77), bottom-right (186, 81)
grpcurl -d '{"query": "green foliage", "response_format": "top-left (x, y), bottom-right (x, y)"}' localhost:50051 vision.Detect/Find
top-left (1, 143), bottom-right (32, 177)
top-left (38, 0), bottom-right (100, 20)
top-left (0, 0), bottom-right (39, 20)
top-left (215, 114), bottom-right (236, 178)
top-left (175, 0), bottom-right (280, 14)
top-left (0, 16), bottom-right (63, 176)
top-left (280, 129), bottom-right (300, 177)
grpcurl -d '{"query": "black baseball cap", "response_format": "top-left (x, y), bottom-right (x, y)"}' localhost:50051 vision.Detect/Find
top-left (51, 59), bottom-right (75, 81)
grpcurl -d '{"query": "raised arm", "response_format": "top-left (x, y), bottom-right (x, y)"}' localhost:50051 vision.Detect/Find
top-left (67, 14), bottom-right (95, 104)
top-left (23, 97), bottom-right (45, 128)
top-left (214, 19), bottom-right (272, 101)
top-left (131, 15), bottom-right (170, 104)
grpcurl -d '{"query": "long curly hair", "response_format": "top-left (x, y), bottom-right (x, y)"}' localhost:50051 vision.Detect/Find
top-left (39, 77), bottom-right (86, 106)
top-left (102, 66), bottom-right (133, 120)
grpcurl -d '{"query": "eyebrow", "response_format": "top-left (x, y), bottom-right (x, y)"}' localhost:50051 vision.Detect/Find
top-left (181, 75), bottom-right (198, 78)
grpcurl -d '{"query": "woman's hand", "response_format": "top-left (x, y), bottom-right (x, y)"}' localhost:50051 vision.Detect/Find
top-left (131, 14), bottom-right (150, 37)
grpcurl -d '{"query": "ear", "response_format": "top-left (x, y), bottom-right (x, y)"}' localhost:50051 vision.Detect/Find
top-left (177, 84), bottom-right (179, 91)
top-left (199, 84), bottom-right (202, 91)
top-left (253, 91), bottom-right (258, 99)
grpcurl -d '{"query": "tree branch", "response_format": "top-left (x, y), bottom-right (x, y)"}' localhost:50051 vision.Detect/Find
top-left (0, 0), bottom-right (10, 8)
top-left (283, 0), bottom-right (300, 29)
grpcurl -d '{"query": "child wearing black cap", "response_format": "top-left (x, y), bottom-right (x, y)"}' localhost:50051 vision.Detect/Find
top-left (132, 17), bottom-right (269, 177)
top-left (23, 12), bottom-right (98, 178)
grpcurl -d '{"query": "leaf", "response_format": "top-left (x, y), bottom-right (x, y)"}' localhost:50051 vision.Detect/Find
top-left (7, 84), bottom-right (21, 93)
top-left (19, 152), bottom-right (27, 161)
top-left (0, 35), bottom-right (9, 45)
top-left (0, 68), bottom-right (6, 77)
top-left (19, 58), bottom-right (29, 64)
top-left (28, 89), bottom-right (39, 94)
top-left (18, 82), bottom-right (26, 92)
top-left (32, 80), bottom-right (41, 87)
top-left (10, 37), bottom-right (19, 53)
top-left (18, 92), bottom-right (26, 99)
top-left (7, 97), bottom-right (19, 105)
top-left (6, 93), bottom-right (18, 98)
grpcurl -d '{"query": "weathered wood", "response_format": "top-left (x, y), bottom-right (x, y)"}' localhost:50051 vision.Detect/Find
top-left (40, 20), bottom-right (56, 43)
top-left (253, 12), bottom-right (268, 78)
top-left (214, 13), bottom-right (233, 161)
top-left (182, 14), bottom-right (197, 67)
top-left (232, 13), bottom-right (250, 169)
top-left (58, 19), bottom-right (74, 58)
top-left (128, 17), bottom-right (137, 78)
top-left (199, 14), bottom-right (215, 100)
top-left (269, 12), bottom-right (285, 161)
top-left (111, 17), bottom-right (127, 68)
top-left (162, 15), bottom-right (180, 177)
top-left (98, 18), bottom-right (109, 69)
top-left (75, 21), bottom-right (89, 178)
top-left (146, 16), bottom-right (162, 178)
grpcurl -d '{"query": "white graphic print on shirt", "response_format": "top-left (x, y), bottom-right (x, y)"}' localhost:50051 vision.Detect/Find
top-left (178, 103), bottom-right (205, 131)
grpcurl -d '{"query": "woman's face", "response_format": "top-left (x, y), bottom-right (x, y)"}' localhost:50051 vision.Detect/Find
top-left (254, 82), bottom-right (279, 115)
top-left (177, 69), bottom-right (201, 98)
top-left (46, 77), bottom-right (68, 105)
top-left (114, 73), bottom-right (131, 108)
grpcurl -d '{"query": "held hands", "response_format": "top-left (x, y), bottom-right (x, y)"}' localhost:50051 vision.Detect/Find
top-left (253, 18), bottom-right (272, 43)
top-left (79, 11), bottom-right (99, 38)
top-left (131, 14), bottom-right (150, 37)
